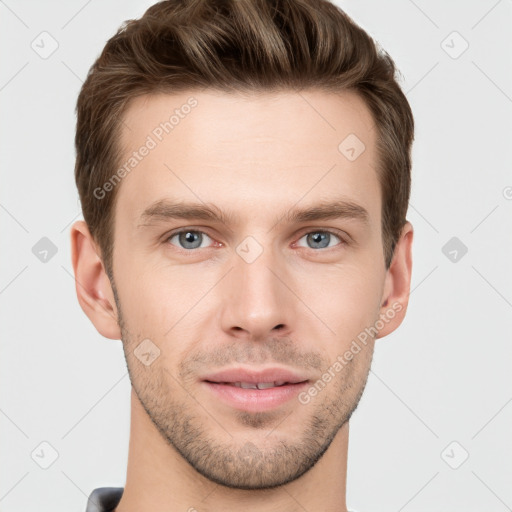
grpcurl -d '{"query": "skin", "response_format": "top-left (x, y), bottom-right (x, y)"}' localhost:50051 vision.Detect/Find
top-left (71, 89), bottom-right (413, 512)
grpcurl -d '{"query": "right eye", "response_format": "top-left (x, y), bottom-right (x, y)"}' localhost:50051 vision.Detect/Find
top-left (166, 229), bottom-right (215, 251)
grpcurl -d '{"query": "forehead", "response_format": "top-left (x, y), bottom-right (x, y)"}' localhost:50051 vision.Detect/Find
top-left (115, 88), bottom-right (380, 228)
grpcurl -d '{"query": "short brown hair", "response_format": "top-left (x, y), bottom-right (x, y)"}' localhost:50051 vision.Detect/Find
top-left (74, 0), bottom-right (414, 276)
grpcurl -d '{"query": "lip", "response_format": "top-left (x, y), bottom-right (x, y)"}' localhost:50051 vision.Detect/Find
top-left (201, 366), bottom-right (309, 385)
top-left (201, 366), bottom-right (310, 413)
top-left (202, 381), bottom-right (310, 412)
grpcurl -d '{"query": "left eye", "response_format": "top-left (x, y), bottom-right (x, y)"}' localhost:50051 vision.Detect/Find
top-left (296, 230), bottom-right (343, 250)
top-left (166, 229), bottom-right (343, 251)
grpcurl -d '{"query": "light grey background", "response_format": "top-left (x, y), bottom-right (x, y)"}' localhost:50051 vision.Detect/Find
top-left (1, 1), bottom-right (511, 511)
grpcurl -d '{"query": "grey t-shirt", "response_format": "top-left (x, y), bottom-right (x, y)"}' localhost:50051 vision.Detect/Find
top-left (85, 488), bottom-right (123, 512)
top-left (84, 486), bottom-right (360, 511)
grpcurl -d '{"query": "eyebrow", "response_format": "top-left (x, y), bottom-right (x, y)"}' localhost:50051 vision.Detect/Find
top-left (137, 198), bottom-right (370, 228)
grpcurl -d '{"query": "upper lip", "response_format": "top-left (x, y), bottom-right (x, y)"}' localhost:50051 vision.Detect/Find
top-left (202, 366), bottom-right (310, 384)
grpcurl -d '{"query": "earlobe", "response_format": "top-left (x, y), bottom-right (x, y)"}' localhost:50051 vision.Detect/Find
top-left (70, 220), bottom-right (122, 340)
top-left (376, 221), bottom-right (414, 339)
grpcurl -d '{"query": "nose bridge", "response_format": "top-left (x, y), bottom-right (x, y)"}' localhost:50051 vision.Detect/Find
top-left (220, 235), bottom-right (291, 338)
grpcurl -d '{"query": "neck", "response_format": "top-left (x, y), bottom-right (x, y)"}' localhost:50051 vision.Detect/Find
top-left (115, 388), bottom-right (349, 512)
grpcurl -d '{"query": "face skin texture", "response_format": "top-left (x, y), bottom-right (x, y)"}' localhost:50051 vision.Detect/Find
top-left (71, 88), bottom-right (413, 512)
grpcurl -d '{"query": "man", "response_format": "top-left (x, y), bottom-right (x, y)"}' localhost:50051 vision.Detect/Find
top-left (71, 0), bottom-right (414, 510)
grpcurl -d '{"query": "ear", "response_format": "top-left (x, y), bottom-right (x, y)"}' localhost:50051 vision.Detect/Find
top-left (70, 220), bottom-right (121, 340)
top-left (376, 221), bottom-right (413, 339)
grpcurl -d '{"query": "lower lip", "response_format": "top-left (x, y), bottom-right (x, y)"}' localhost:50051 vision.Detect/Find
top-left (202, 381), bottom-right (309, 412)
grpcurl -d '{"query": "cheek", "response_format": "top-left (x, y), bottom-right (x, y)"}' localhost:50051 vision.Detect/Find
top-left (116, 258), bottom-right (218, 365)
top-left (301, 263), bottom-right (382, 344)
top-left (114, 258), bottom-right (184, 336)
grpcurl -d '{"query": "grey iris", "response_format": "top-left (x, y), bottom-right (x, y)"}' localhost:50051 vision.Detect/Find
top-left (179, 231), bottom-right (203, 249)
top-left (307, 232), bottom-right (330, 249)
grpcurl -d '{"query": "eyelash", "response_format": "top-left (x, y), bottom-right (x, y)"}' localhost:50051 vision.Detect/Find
top-left (164, 228), bottom-right (348, 253)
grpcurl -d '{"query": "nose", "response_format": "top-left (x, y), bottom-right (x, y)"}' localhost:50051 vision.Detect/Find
top-left (219, 242), bottom-right (293, 341)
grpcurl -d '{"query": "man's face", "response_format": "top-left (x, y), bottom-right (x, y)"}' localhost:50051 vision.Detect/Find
top-left (109, 89), bottom-right (389, 489)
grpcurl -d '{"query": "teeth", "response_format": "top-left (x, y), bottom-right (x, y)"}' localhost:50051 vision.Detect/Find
top-left (256, 382), bottom-right (276, 389)
top-left (240, 382), bottom-right (258, 389)
top-left (227, 381), bottom-right (288, 389)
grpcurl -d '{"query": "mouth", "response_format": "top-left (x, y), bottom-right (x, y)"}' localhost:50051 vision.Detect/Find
top-left (200, 366), bottom-right (311, 412)
top-left (204, 380), bottom-right (306, 389)
top-left (202, 378), bottom-right (310, 412)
